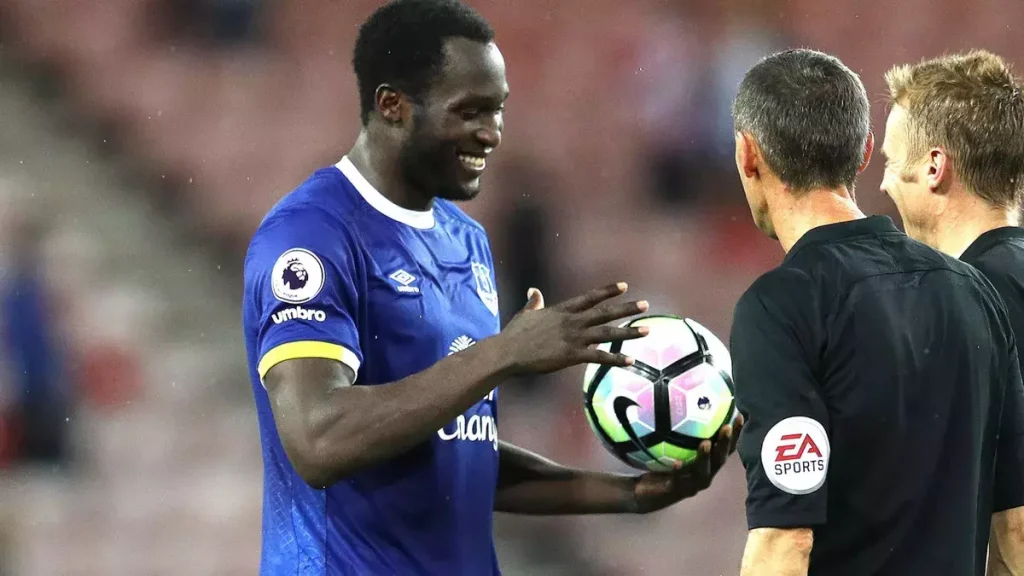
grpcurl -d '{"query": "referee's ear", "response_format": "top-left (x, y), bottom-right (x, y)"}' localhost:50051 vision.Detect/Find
top-left (525, 288), bottom-right (545, 311)
top-left (858, 131), bottom-right (875, 174)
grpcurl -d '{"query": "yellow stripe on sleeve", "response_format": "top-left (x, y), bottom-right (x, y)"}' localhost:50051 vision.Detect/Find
top-left (258, 341), bottom-right (361, 380)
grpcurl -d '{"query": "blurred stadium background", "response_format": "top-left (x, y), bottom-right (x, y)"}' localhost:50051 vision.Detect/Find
top-left (0, 0), bottom-right (1019, 574)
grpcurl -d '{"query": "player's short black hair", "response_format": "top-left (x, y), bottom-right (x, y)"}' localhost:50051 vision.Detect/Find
top-left (353, 0), bottom-right (495, 126)
top-left (732, 49), bottom-right (870, 193)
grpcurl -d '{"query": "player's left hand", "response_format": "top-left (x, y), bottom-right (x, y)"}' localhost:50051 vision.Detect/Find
top-left (632, 414), bottom-right (744, 514)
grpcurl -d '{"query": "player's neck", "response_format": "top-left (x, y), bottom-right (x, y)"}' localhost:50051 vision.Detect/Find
top-left (927, 197), bottom-right (1020, 258)
top-left (347, 134), bottom-right (434, 212)
top-left (772, 187), bottom-right (865, 253)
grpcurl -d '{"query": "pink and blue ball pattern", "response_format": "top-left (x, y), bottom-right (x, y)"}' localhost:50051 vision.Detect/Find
top-left (668, 363), bottom-right (734, 440)
top-left (588, 368), bottom-right (656, 444)
top-left (619, 316), bottom-right (702, 368)
top-left (583, 315), bottom-right (735, 471)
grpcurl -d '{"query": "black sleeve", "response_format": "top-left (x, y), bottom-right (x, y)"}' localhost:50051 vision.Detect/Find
top-left (731, 275), bottom-right (831, 530)
top-left (968, 261), bottom-right (1024, 513)
top-left (994, 339), bottom-right (1024, 512)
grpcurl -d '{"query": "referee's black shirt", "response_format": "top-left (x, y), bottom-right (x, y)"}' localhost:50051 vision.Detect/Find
top-left (961, 228), bottom-right (1024, 508)
top-left (730, 216), bottom-right (1024, 576)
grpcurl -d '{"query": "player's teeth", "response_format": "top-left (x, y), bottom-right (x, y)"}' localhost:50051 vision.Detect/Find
top-left (459, 155), bottom-right (485, 169)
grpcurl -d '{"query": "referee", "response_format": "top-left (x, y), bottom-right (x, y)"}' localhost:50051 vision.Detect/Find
top-left (881, 50), bottom-right (1024, 575)
top-left (728, 48), bottom-right (1022, 576)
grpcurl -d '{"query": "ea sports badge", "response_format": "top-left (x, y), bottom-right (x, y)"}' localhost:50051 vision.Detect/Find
top-left (760, 416), bottom-right (830, 495)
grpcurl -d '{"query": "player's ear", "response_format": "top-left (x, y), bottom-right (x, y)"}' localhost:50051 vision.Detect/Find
top-left (736, 132), bottom-right (760, 180)
top-left (375, 85), bottom-right (405, 125)
top-left (858, 131), bottom-right (874, 174)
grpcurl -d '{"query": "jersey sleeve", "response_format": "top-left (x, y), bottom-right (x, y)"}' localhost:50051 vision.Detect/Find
top-left (731, 275), bottom-right (830, 530)
top-left (967, 261), bottom-right (1024, 513)
top-left (994, 339), bottom-right (1024, 512)
top-left (245, 207), bottom-right (363, 383)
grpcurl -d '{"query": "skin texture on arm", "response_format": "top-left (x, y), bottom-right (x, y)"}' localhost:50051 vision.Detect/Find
top-left (989, 506), bottom-right (1024, 576)
top-left (741, 528), bottom-right (813, 576)
top-left (494, 418), bottom-right (742, 515)
top-left (264, 283), bottom-right (647, 488)
top-left (494, 441), bottom-right (636, 515)
top-left (265, 340), bottom-right (513, 488)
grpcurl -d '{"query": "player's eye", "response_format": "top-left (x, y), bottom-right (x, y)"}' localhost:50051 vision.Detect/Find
top-left (459, 105), bottom-right (504, 122)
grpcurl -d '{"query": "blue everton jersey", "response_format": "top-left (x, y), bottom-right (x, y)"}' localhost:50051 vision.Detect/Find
top-left (241, 157), bottom-right (503, 575)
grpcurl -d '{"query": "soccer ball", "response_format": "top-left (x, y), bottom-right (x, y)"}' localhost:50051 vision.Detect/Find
top-left (583, 314), bottom-right (736, 472)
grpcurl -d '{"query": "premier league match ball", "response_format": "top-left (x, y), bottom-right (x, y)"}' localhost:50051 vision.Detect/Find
top-left (583, 315), bottom-right (736, 472)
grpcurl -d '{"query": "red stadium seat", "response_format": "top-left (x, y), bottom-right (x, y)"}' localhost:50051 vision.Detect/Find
top-left (77, 343), bottom-right (143, 411)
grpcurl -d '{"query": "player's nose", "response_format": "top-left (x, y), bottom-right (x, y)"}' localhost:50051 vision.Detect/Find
top-left (476, 125), bottom-right (501, 149)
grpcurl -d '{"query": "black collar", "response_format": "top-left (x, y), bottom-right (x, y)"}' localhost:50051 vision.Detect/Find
top-left (960, 226), bottom-right (1024, 262)
top-left (785, 216), bottom-right (900, 263)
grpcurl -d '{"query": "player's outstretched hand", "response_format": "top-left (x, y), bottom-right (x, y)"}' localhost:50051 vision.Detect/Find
top-left (632, 413), bottom-right (745, 514)
top-left (500, 282), bottom-right (649, 375)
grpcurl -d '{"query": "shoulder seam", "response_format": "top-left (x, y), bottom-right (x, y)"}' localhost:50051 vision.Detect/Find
top-left (875, 235), bottom-right (902, 273)
top-left (825, 266), bottom-right (985, 324)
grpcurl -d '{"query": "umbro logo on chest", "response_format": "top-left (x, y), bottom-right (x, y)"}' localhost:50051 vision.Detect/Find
top-left (388, 269), bottom-right (420, 293)
top-left (385, 263), bottom-right (498, 317)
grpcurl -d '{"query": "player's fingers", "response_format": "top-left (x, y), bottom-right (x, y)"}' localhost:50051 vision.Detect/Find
top-left (555, 282), bottom-right (628, 312)
top-left (578, 348), bottom-right (634, 367)
top-left (729, 414), bottom-right (745, 454)
top-left (732, 413), bottom-right (745, 428)
top-left (716, 423), bottom-right (733, 444)
top-left (580, 324), bottom-right (649, 345)
top-left (581, 299), bottom-right (650, 326)
top-left (692, 443), bottom-right (714, 489)
top-left (711, 425), bottom-right (732, 471)
top-left (699, 439), bottom-right (713, 457)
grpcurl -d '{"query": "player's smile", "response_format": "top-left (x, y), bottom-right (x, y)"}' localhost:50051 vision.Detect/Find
top-left (424, 37), bottom-right (506, 193)
top-left (457, 152), bottom-right (487, 173)
top-left (456, 150), bottom-right (490, 178)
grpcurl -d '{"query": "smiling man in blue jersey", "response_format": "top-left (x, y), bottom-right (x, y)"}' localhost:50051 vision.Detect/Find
top-left (241, 1), bottom-right (742, 574)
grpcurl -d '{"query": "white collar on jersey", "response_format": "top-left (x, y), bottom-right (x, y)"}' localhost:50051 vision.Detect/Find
top-left (336, 156), bottom-right (436, 230)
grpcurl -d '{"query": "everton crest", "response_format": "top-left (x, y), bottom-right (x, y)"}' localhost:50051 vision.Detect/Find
top-left (471, 262), bottom-right (499, 317)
